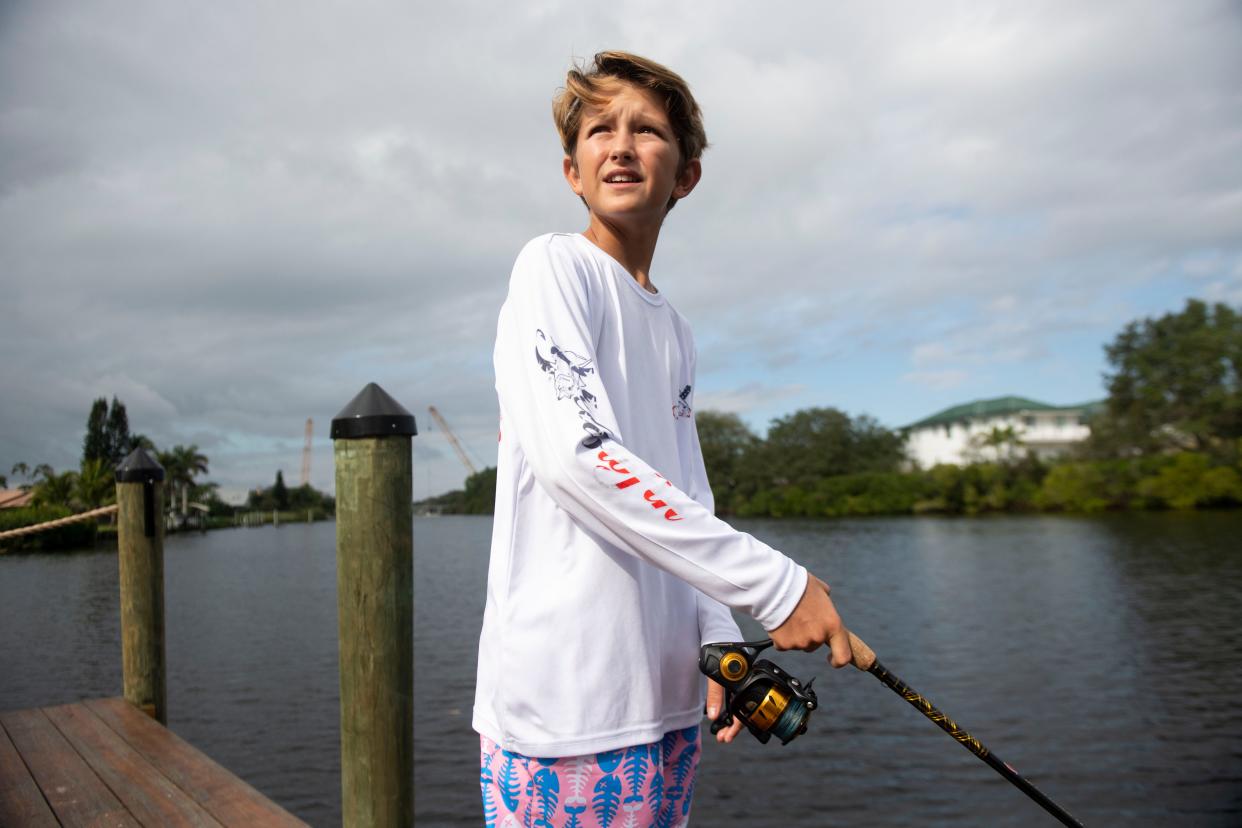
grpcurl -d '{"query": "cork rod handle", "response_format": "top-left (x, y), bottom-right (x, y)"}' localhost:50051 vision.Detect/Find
top-left (847, 630), bottom-right (877, 671)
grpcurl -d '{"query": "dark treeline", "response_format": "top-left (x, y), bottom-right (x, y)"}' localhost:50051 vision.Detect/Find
top-left (430, 298), bottom-right (1241, 517)
top-left (417, 467), bottom-right (497, 515)
top-left (243, 469), bottom-right (335, 521)
top-left (708, 298), bottom-right (1241, 516)
top-left (701, 423), bottom-right (1241, 517)
top-left (2, 397), bottom-right (334, 550)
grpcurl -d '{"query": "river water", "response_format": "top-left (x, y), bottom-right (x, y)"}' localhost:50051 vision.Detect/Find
top-left (1, 513), bottom-right (1240, 826)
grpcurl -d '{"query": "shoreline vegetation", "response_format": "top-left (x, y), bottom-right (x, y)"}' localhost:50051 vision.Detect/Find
top-left (423, 444), bottom-right (1242, 519)
top-left (0, 500), bottom-right (336, 555)
top-left (6, 298), bottom-right (1239, 546)
top-left (427, 299), bottom-right (1242, 519)
top-left (1, 394), bottom-right (335, 553)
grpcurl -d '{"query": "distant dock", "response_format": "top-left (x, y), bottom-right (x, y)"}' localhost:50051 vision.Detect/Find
top-left (0, 697), bottom-right (303, 826)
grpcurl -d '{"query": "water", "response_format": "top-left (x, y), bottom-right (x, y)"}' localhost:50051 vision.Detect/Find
top-left (2, 513), bottom-right (1241, 826)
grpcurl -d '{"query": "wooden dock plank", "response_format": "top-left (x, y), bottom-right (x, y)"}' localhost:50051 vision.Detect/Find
top-left (0, 718), bottom-right (59, 828)
top-left (0, 707), bottom-right (140, 828)
top-left (45, 702), bottom-right (225, 828)
top-left (85, 698), bottom-right (307, 827)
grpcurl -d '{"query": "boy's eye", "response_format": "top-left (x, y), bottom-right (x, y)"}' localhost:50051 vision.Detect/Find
top-left (587, 124), bottom-right (611, 136)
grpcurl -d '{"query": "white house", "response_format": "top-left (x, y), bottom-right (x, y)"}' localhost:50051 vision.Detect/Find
top-left (902, 396), bottom-right (1101, 468)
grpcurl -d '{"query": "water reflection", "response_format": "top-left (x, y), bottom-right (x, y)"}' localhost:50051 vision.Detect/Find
top-left (2, 512), bottom-right (1239, 826)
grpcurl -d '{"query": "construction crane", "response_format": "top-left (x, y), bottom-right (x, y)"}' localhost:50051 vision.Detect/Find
top-left (427, 406), bottom-right (478, 475)
top-left (300, 418), bottom-right (313, 486)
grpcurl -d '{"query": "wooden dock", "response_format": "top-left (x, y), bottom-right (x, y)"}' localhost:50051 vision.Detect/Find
top-left (0, 697), bottom-right (307, 827)
top-left (3, 426), bottom-right (415, 827)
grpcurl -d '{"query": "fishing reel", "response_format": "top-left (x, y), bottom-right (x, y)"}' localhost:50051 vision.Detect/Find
top-left (699, 638), bottom-right (818, 745)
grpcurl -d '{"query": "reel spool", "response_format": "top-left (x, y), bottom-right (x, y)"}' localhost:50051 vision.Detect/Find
top-left (699, 639), bottom-right (818, 745)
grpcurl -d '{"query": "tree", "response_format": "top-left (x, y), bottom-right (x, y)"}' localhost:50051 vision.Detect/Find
top-left (1094, 299), bottom-right (1242, 455)
top-left (1137, 452), bottom-right (1242, 509)
top-left (273, 470), bottom-right (289, 510)
top-left (759, 407), bottom-right (906, 488)
top-left (247, 478), bottom-right (334, 515)
top-left (462, 466), bottom-right (497, 514)
top-left (105, 397), bottom-right (132, 467)
top-left (31, 466), bottom-right (78, 508)
top-left (83, 398), bottom-right (109, 464)
top-left (157, 444), bottom-right (209, 515)
top-left (246, 486), bottom-right (274, 511)
top-left (75, 458), bottom-right (115, 508)
top-left (967, 425), bottom-right (1025, 464)
top-left (694, 411), bottom-right (759, 512)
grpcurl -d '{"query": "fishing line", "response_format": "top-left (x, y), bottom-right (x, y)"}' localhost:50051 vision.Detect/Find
top-left (700, 633), bottom-right (1085, 826)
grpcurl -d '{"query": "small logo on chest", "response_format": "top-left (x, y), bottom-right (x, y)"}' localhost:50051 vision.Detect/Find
top-left (673, 385), bottom-right (692, 419)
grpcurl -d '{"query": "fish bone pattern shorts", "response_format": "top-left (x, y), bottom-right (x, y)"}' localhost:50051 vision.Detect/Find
top-left (479, 726), bottom-right (701, 828)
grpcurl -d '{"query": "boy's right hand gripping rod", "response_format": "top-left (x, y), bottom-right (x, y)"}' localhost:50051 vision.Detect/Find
top-left (845, 631), bottom-right (1085, 827)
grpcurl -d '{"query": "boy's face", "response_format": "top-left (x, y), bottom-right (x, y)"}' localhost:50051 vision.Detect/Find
top-left (563, 81), bottom-right (701, 227)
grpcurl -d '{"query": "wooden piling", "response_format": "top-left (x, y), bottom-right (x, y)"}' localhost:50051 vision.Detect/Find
top-left (332, 383), bottom-right (417, 828)
top-left (114, 449), bottom-right (168, 724)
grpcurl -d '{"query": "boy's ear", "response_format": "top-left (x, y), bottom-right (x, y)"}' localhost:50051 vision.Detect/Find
top-left (563, 155), bottom-right (584, 197)
top-left (672, 158), bottom-right (702, 200)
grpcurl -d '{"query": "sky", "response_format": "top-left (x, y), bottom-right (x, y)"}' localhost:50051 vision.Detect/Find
top-left (1, 1), bottom-right (1240, 503)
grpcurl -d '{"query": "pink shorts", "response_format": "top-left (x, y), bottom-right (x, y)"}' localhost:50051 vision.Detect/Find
top-left (479, 726), bottom-right (701, 828)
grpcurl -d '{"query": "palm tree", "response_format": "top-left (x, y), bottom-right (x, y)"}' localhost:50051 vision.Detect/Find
top-left (972, 425), bottom-right (1024, 463)
top-left (157, 444), bottom-right (209, 516)
top-left (9, 459), bottom-right (36, 491)
top-left (31, 467), bottom-right (78, 508)
top-left (10, 462), bottom-right (31, 487)
top-left (75, 458), bottom-right (116, 508)
top-left (127, 434), bottom-right (157, 453)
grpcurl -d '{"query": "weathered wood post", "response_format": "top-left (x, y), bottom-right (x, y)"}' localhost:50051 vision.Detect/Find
top-left (115, 448), bottom-right (168, 724)
top-left (332, 383), bottom-right (416, 827)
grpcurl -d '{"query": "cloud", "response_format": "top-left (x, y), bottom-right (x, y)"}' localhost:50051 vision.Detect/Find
top-left (2, 0), bottom-right (1239, 500)
top-left (695, 382), bottom-right (807, 417)
top-left (901, 370), bottom-right (971, 392)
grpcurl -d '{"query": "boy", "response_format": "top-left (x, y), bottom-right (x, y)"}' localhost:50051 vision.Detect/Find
top-left (474, 51), bottom-right (852, 827)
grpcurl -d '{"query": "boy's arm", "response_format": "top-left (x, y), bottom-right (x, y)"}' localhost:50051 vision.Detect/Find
top-left (496, 236), bottom-right (807, 631)
top-left (685, 402), bottom-right (744, 646)
top-left (696, 590), bottom-right (742, 646)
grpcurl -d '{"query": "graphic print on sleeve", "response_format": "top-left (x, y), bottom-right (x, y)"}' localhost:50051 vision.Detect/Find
top-left (535, 328), bottom-right (612, 449)
top-left (672, 386), bottom-right (692, 419)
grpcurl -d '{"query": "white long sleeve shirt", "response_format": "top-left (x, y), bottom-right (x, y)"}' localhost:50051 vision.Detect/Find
top-left (472, 232), bottom-right (808, 757)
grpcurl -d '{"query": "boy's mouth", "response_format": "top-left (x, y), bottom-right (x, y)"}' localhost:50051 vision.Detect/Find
top-left (603, 170), bottom-right (643, 184)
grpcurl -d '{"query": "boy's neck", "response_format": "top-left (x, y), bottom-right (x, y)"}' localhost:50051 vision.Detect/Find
top-left (581, 216), bottom-right (662, 294)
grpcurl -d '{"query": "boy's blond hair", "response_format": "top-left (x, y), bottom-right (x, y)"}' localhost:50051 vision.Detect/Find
top-left (553, 50), bottom-right (708, 180)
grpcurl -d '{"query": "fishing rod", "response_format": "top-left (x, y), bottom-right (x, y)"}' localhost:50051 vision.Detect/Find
top-left (845, 632), bottom-right (1084, 826)
top-left (701, 633), bottom-right (1084, 827)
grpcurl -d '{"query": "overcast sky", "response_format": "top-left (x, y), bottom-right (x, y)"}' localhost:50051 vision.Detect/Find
top-left (2, 1), bottom-right (1239, 502)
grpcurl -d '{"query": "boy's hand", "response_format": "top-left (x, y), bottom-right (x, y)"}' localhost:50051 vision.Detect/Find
top-left (769, 574), bottom-right (854, 668)
top-left (705, 679), bottom-right (746, 743)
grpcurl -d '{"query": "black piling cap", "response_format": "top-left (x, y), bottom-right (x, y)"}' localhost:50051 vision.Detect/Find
top-left (115, 447), bottom-right (166, 483)
top-left (331, 382), bottom-right (418, 439)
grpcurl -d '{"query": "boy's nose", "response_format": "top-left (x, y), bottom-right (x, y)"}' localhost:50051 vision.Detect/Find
top-left (608, 132), bottom-right (636, 160)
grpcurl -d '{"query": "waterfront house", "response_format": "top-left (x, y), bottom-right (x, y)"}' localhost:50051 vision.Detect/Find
top-left (902, 396), bottom-right (1102, 468)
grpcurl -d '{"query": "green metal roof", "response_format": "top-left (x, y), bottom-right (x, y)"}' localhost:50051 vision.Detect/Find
top-left (904, 396), bottom-right (1100, 430)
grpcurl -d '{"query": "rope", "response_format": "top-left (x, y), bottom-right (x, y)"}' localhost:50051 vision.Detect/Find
top-left (0, 504), bottom-right (119, 542)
